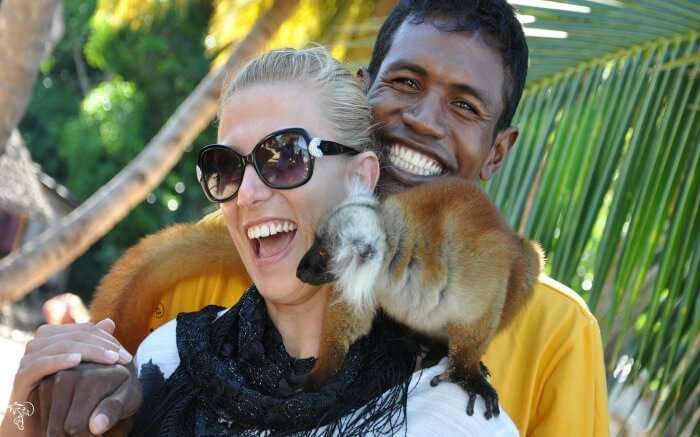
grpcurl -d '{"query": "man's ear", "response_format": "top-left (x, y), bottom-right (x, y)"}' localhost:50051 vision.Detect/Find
top-left (357, 67), bottom-right (371, 94)
top-left (346, 151), bottom-right (380, 194)
top-left (480, 126), bottom-right (519, 180)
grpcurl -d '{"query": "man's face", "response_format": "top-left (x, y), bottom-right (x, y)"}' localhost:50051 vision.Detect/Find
top-left (367, 20), bottom-right (518, 188)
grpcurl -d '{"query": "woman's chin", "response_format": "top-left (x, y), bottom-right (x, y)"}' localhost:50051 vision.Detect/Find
top-left (247, 248), bottom-right (309, 300)
top-left (255, 276), bottom-right (312, 304)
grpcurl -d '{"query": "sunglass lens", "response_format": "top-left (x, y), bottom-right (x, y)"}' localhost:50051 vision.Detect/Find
top-left (200, 148), bottom-right (243, 200)
top-left (257, 133), bottom-right (311, 187)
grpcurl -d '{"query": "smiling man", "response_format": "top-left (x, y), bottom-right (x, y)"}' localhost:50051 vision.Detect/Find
top-left (359, 2), bottom-right (609, 435)
top-left (30, 1), bottom-right (608, 436)
top-left (367, 15), bottom-right (519, 186)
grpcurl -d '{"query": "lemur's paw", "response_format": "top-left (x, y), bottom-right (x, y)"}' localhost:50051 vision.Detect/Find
top-left (430, 364), bottom-right (500, 419)
top-left (480, 361), bottom-right (491, 378)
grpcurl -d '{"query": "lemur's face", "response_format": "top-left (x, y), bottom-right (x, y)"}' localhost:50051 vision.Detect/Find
top-left (296, 204), bottom-right (351, 285)
top-left (296, 235), bottom-right (336, 286)
top-left (298, 196), bottom-right (386, 314)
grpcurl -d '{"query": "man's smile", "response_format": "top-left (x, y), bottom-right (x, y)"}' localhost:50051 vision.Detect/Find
top-left (388, 143), bottom-right (444, 176)
top-left (377, 130), bottom-right (458, 184)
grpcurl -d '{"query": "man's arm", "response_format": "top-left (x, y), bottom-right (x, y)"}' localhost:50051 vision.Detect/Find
top-left (485, 277), bottom-right (609, 436)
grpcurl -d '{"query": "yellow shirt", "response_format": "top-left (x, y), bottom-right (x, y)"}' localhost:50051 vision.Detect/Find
top-left (483, 276), bottom-right (609, 436)
top-left (147, 212), bottom-right (609, 436)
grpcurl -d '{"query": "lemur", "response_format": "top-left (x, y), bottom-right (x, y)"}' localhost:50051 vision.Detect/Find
top-left (297, 177), bottom-right (544, 419)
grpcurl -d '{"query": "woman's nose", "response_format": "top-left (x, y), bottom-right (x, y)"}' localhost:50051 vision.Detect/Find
top-left (236, 165), bottom-right (272, 207)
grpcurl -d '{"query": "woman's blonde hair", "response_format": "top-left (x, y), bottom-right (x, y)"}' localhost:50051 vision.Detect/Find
top-left (220, 46), bottom-right (375, 152)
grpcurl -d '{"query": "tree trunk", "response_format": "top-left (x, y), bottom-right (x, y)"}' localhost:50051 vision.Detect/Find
top-left (0, 0), bottom-right (300, 303)
top-left (0, 0), bottom-right (63, 155)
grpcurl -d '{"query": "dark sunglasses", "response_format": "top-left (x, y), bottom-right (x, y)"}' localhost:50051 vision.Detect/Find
top-left (196, 127), bottom-right (359, 202)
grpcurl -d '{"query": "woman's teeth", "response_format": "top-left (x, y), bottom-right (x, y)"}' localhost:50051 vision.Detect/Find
top-left (389, 144), bottom-right (444, 176)
top-left (247, 220), bottom-right (297, 239)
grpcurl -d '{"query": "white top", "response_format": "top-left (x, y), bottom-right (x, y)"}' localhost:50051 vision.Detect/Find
top-left (136, 314), bottom-right (518, 437)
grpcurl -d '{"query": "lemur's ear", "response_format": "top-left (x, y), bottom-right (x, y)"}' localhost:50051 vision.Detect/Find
top-left (346, 151), bottom-right (380, 195)
top-left (349, 175), bottom-right (372, 196)
top-left (357, 67), bottom-right (371, 93)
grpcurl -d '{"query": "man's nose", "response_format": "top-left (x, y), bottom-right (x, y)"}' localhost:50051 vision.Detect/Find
top-left (236, 165), bottom-right (272, 207)
top-left (401, 92), bottom-right (447, 139)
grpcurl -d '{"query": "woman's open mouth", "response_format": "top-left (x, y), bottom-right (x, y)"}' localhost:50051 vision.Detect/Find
top-left (247, 219), bottom-right (298, 263)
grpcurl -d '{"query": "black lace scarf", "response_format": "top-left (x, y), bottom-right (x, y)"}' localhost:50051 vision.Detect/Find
top-left (131, 286), bottom-right (437, 436)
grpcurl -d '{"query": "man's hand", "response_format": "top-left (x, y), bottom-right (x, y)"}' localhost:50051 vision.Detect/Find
top-left (43, 293), bottom-right (90, 325)
top-left (33, 361), bottom-right (142, 436)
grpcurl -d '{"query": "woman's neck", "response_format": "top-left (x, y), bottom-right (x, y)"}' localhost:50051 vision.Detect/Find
top-left (264, 285), bottom-right (329, 359)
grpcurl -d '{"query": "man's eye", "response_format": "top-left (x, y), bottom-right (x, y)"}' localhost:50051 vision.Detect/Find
top-left (394, 78), bottom-right (419, 90)
top-left (453, 100), bottom-right (477, 114)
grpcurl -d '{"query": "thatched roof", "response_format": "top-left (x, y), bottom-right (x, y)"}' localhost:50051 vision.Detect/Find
top-left (0, 130), bottom-right (54, 220)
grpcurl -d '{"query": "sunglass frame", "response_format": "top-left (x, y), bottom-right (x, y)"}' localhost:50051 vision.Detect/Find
top-left (196, 127), bottom-right (358, 203)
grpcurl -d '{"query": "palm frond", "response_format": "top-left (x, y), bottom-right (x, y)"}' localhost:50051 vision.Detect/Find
top-left (482, 1), bottom-right (699, 432)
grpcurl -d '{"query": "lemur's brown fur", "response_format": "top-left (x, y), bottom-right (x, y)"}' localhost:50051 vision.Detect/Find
top-left (298, 177), bottom-right (544, 417)
top-left (311, 296), bottom-right (366, 387)
top-left (89, 219), bottom-right (245, 354)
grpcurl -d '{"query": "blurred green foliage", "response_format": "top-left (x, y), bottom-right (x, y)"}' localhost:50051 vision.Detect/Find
top-left (20, 0), bottom-right (218, 299)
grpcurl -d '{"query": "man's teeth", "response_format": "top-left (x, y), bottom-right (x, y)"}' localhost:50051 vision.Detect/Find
top-left (247, 220), bottom-right (297, 240)
top-left (389, 144), bottom-right (444, 176)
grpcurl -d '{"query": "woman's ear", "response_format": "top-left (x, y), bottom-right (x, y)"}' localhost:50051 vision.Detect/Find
top-left (346, 151), bottom-right (380, 195)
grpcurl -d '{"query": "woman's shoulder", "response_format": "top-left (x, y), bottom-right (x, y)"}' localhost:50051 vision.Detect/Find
top-left (405, 358), bottom-right (519, 436)
top-left (135, 307), bottom-right (232, 379)
top-left (135, 319), bottom-right (180, 379)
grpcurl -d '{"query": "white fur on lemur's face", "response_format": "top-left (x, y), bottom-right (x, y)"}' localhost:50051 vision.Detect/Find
top-left (217, 82), bottom-right (351, 306)
top-left (297, 188), bottom-right (387, 316)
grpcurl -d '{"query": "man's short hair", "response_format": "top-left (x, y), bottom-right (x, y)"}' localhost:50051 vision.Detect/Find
top-left (368, 0), bottom-right (529, 134)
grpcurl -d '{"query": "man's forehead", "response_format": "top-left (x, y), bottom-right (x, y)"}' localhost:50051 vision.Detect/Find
top-left (381, 20), bottom-right (505, 110)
